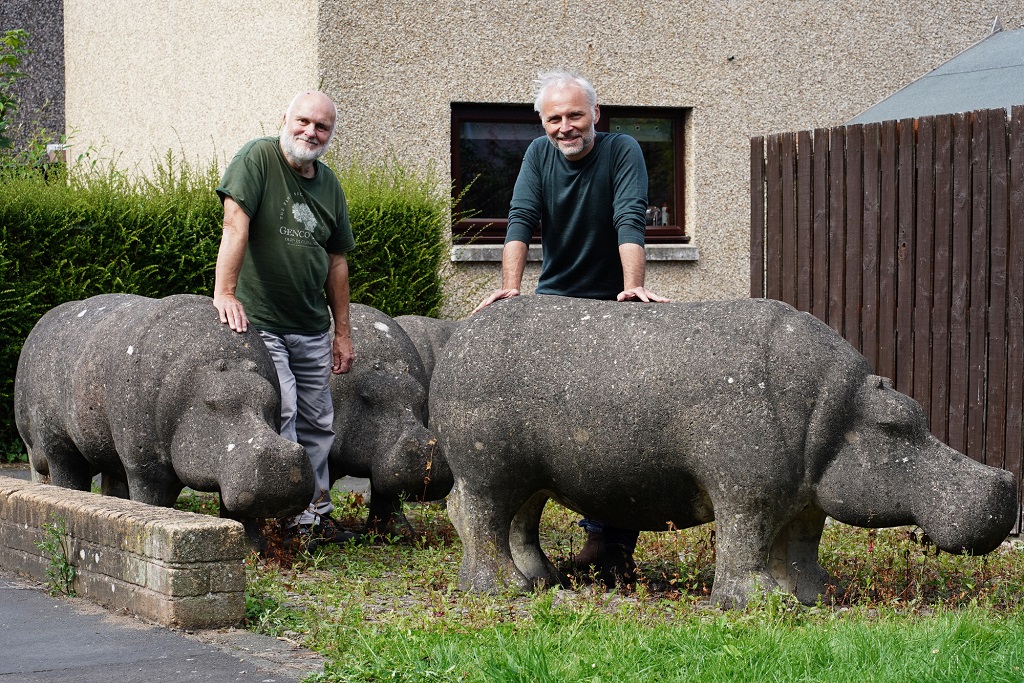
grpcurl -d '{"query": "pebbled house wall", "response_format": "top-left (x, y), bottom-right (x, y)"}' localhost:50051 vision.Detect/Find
top-left (0, 0), bottom-right (64, 151)
top-left (63, 0), bottom-right (319, 173)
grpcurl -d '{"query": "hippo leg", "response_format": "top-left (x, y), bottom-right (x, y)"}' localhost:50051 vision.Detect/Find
top-left (33, 437), bottom-right (92, 491)
top-left (98, 461), bottom-right (131, 498)
top-left (509, 492), bottom-right (562, 588)
top-left (100, 473), bottom-right (130, 498)
top-left (710, 501), bottom-right (785, 608)
top-left (767, 505), bottom-right (842, 605)
top-left (365, 486), bottom-right (415, 539)
top-left (448, 479), bottom-right (530, 594)
top-left (25, 445), bottom-right (49, 482)
top-left (220, 509), bottom-right (263, 553)
top-left (122, 470), bottom-right (182, 508)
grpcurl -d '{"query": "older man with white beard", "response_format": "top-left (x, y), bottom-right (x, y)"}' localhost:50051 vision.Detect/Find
top-left (213, 90), bottom-right (357, 551)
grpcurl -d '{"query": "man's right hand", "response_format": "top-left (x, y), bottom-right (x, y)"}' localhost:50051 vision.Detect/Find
top-left (472, 288), bottom-right (520, 315)
top-left (213, 293), bottom-right (249, 332)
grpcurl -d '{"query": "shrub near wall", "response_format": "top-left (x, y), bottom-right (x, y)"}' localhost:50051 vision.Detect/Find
top-left (0, 154), bottom-right (452, 460)
top-left (334, 154), bottom-right (451, 318)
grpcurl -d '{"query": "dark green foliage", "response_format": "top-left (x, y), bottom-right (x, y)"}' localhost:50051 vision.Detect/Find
top-left (0, 29), bottom-right (30, 152)
top-left (334, 154), bottom-right (451, 318)
top-left (0, 151), bottom-right (452, 461)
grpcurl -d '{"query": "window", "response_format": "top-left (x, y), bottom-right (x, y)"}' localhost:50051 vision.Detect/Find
top-left (451, 103), bottom-right (689, 244)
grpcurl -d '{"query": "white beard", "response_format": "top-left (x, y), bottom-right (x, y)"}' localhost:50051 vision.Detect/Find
top-left (280, 132), bottom-right (327, 164)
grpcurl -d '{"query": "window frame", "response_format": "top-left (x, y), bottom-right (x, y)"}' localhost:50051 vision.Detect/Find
top-left (451, 102), bottom-right (689, 245)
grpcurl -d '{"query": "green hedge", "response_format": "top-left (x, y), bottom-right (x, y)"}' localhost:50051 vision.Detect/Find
top-left (0, 152), bottom-right (452, 460)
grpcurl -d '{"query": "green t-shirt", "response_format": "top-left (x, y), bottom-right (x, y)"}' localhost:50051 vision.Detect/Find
top-left (216, 137), bottom-right (355, 334)
top-left (505, 132), bottom-right (648, 300)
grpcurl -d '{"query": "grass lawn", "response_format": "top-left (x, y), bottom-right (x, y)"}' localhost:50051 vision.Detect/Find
top-left (179, 489), bottom-right (1024, 682)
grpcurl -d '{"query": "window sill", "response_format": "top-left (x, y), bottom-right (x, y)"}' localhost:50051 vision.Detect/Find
top-left (451, 243), bottom-right (700, 263)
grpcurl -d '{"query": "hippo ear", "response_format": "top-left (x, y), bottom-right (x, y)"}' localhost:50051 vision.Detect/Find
top-left (209, 358), bottom-right (258, 373)
top-left (233, 359), bottom-right (259, 373)
top-left (860, 374), bottom-right (927, 429)
top-left (867, 375), bottom-right (894, 390)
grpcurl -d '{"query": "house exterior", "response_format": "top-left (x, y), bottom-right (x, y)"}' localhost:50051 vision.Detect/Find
top-left (47, 2), bottom-right (1024, 314)
top-left (0, 0), bottom-right (64, 151)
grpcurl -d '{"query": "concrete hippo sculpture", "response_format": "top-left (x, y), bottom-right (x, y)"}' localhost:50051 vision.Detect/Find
top-left (394, 314), bottom-right (462, 382)
top-left (329, 304), bottom-right (453, 537)
top-left (430, 295), bottom-right (1017, 607)
top-left (14, 293), bottom-right (313, 520)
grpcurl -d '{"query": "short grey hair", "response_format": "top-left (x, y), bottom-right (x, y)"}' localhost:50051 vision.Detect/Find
top-left (285, 91), bottom-right (338, 127)
top-left (532, 70), bottom-right (597, 114)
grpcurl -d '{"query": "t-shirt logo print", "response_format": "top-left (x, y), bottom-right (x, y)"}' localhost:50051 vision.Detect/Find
top-left (280, 201), bottom-right (320, 247)
top-left (292, 202), bottom-right (319, 233)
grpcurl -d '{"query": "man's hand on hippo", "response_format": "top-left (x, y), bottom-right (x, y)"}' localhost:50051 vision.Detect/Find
top-left (472, 288), bottom-right (521, 315)
top-left (616, 287), bottom-right (671, 303)
top-left (333, 332), bottom-right (355, 374)
top-left (213, 293), bottom-right (249, 333)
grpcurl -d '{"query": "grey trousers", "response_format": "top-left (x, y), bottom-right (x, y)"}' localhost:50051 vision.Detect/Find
top-left (259, 330), bottom-right (335, 525)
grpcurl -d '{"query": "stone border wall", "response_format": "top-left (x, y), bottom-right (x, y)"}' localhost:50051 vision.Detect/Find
top-left (0, 475), bottom-right (247, 629)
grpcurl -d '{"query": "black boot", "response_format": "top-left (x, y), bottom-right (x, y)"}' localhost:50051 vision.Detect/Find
top-left (571, 530), bottom-right (606, 571)
top-left (598, 542), bottom-right (637, 588)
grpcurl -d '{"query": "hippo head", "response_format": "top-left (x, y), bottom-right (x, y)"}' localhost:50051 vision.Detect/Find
top-left (170, 358), bottom-right (313, 519)
top-left (332, 355), bottom-right (453, 502)
top-left (330, 305), bottom-right (454, 501)
top-left (816, 375), bottom-right (1017, 555)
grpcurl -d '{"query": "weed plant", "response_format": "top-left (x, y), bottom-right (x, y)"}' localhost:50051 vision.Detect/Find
top-left (35, 515), bottom-right (76, 597)
top-left (173, 488), bottom-right (222, 516)
top-left (241, 492), bottom-right (1024, 682)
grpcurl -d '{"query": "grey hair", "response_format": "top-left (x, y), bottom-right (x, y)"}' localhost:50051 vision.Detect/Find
top-left (285, 91), bottom-right (338, 126)
top-left (532, 70), bottom-right (597, 113)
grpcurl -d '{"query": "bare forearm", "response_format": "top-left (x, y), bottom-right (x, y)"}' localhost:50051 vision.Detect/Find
top-left (214, 201), bottom-right (249, 297)
top-left (501, 240), bottom-right (529, 290)
top-left (326, 253), bottom-right (355, 373)
top-left (619, 242), bottom-right (646, 291)
top-left (213, 198), bottom-right (251, 330)
top-left (616, 243), bottom-right (670, 303)
top-left (326, 253), bottom-right (351, 337)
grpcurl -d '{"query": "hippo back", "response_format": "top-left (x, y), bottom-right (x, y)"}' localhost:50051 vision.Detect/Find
top-left (429, 294), bottom-right (870, 531)
top-left (394, 314), bottom-right (461, 380)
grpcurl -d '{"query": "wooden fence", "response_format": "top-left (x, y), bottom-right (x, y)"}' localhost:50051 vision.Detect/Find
top-left (750, 105), bottom-right (1024, 529)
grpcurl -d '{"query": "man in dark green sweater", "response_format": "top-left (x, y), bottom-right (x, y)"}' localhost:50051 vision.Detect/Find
top-left (474, 70), bottom-right (669, 585)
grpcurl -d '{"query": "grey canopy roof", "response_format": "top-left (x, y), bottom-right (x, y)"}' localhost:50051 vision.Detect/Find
top-left (847, 26), bottom-right (1024, 125)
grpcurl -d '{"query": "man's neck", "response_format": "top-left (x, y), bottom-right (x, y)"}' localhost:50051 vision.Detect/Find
top-left (288, 158), bottom-right (317, 179)
top-left (279, 143), bottom-right (318, 179)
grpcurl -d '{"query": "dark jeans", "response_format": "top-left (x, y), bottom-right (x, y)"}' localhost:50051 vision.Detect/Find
top-left (579, 519), bottom-right (639, 552)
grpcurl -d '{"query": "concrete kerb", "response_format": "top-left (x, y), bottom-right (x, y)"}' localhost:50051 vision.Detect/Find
top-left (0, 475), bottom-right (247, 629)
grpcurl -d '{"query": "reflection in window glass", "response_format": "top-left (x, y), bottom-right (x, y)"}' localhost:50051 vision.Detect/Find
top-left (609, 117), bottom-right (675, 225)
top-left (459, 121), bottom-right (543, 219)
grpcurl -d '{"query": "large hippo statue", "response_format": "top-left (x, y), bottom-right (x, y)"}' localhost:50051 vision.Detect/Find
top-left (429, 295), bottom-right (1017, 607)
top-left (14, 293), bottom-right (313, 520)
top-left (329, 304), bottom-right (453, 537)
